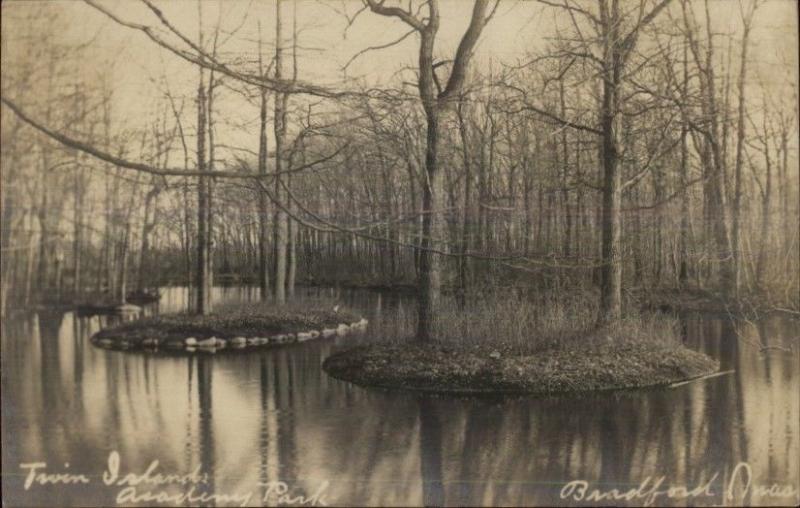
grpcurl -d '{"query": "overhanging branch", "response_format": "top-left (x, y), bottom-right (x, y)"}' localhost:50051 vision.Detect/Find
top-left (1, 95), bottom-right (346, 180)
top-left (85, 0), bottom-right (346, 98)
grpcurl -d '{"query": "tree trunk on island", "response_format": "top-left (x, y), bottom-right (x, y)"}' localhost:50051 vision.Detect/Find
top-left (595, 0), bottom-right (673, 324)
top-left (598, 1), bottom-right (623, 325)
top-left (416, 104), bottom-right (442, 340)
top-left (366, 0), bottom-right (492, 341)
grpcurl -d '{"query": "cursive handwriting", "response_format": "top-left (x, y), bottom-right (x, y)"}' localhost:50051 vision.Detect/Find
top-left (560, 474), bottom-right (717, 506)
top-left (726, 461), bottom-right (800, 502)
top-left (561, 462), bottom-right (799, 505)
top-left (19, 462), bottom-right (90, 490)
top-left (116, 485), bottom-right (253, 507)
top-left (102, 451), bottom-right (208, 487)
top-left (259, 480), bottom-right (330, 506)
top-left (19, 451), bottom-right (331, 506)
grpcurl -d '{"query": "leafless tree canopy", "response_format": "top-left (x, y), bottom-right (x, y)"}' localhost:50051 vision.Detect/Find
top-left (1, 0), bottom-right (798, 322)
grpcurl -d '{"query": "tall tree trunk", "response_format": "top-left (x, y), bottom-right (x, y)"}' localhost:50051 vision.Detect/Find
top-left (417, 105), bottom-right (442, 341)
top-left (196, 60), bottom-right (211, 314)
top-left (779, 131), bottom-right (789, 252)
top-left (678, 43), bottom-right (691, 285)
top-left (730, 14), bottom-right (752, 297)
top-left (457, 97), bottom-right (472, 306)
top-left (36, 106), bottom-right (53, 298)
top-left (137, 187), bottom-right (158, 291)
top-left (23, 220), bottom-right (35, 306)
top-left (756, 116), bottom-right (772, 286)
top-left (273, 0), bottom-right (289, 304)
top-left (287, 175), bottom-right (297, 297)
top-left (598, 4), bottom-right (622, 324)
top-left (0, 158), bottom-right (17, 313)
top-left (414, 22), bottom-right (442, 341)
top-left (575, 139), bottom-right (584, 258)
top-left (106, 170), bottom-right (121, 297)
top-left (36, 189), bottom-right (49, 296)
top-left (559, 80), bottom-right (572, 259)
top-left (255, 23), bottom-right (271, 300)
top-left (182, 177), bottom-right (193, 285)
top-left (258, 91), bottom-right (270, 299)
top-left (72, 167), bottom-right (83, 297)
top-left (702, 0), bottom-right (734, 295)
top-left (117, 217), bottom-right (131, 304)
top-left (206, 65), bottom-right (216, 310)
top-left (285, 1), bottom-right (299, 298)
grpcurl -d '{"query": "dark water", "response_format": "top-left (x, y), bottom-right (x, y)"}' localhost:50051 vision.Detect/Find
top-left (2, 287), bottom-right (798, 507)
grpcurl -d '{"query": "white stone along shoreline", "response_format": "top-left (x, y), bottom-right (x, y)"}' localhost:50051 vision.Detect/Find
top-left (90, 318), bottom-right (369, 353)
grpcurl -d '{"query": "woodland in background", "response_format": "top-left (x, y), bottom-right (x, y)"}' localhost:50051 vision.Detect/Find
top-left (1, 0), bottom-right (798, 324)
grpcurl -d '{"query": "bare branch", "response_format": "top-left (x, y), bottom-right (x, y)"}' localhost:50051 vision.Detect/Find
top-left (621, 0), bottom-right (674, 64)
top-left (85, 0), bottom-right (345, 98)
top-left (1, 95), bottom-right (346, 180)
top-left (363, 0), bottom-right (425, 31)
top-left (439, 0), bottom-right (493, 101)
top-left (343, 27), bottom-right (417, 70)
top-left (534, 0), bottom-right (600, 26)
top-left (498, 83), bottom-right (602, 134)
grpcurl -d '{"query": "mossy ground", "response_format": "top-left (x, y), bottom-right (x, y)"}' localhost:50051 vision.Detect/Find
top-left (323, 336), bottom-right (719, 395)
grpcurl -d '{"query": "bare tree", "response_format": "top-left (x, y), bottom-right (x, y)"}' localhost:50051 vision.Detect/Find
top-left (364, 0), bottom-right (497, 340)
top-left (273, 0), bottom-right (289, 304)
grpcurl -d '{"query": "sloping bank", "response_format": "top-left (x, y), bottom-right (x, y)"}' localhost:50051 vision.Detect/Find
top-left (322, 339), bottom-right (718, 395)
top-left (91, 305), bottom-right (367, 353)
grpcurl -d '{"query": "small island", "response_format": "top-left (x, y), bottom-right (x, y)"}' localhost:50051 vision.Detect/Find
top-left (91, 303), bottom-right (367, 353)
top-left (324, 339), bottom-right (718, 395)
top-left (323, 298), bottom-right (719, 395)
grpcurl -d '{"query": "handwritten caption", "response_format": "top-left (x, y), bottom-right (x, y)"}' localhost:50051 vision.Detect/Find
top-left (559, 462), bottom-right (799, 506)
top-left (19, 451), bottom-right (329, 506)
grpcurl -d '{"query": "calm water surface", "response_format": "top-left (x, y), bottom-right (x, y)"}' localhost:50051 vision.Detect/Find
top-left (2, 287), bottom-right (798, 507)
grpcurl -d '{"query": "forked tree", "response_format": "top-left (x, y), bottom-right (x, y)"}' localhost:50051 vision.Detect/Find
top-left (364, 0), bottom-right (498, 340)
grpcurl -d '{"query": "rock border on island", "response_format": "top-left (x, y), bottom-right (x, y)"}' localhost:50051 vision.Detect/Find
top-left (90, 317), bottom-right (369, 354)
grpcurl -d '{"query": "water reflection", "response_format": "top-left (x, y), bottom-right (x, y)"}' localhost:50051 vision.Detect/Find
top-left (2, 287), bottom-right (798, 506)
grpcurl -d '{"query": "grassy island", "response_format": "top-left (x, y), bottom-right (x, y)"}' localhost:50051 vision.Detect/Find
top-left (91, 302), bottom-right (365, 352)
top-left (323, 293), bottom-right (719, 395)
top-left (323, 338), bottom-right (718, 395)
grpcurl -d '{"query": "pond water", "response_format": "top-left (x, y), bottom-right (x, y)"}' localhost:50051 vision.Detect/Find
top-left (2, 287), bottom-right (798, 507)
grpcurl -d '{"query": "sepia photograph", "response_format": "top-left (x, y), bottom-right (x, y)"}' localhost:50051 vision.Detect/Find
top-left (1, 0), bottom-right (798, 506)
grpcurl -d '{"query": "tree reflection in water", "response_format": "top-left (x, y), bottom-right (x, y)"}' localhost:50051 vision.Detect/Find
top-left (418, 397), bottom-right (444, 506)
top-left (197, 355), bottom-right (214, 507)
top-left (1, 288), bottom-right (797, 507)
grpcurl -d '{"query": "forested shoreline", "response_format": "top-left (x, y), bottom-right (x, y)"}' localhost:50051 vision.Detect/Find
top-left (2, 0), bottom-right (798, 321)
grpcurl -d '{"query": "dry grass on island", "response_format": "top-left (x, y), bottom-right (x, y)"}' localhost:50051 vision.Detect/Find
top-left (323, 291), bottom-right (719, 395)
top-left (92, 300), bottom-right (363, 351)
